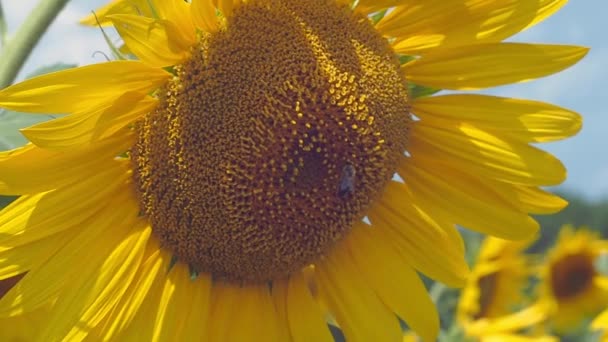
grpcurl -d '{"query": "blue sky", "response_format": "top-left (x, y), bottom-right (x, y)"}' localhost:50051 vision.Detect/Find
top-left (4, 0), bottom-right (607, 199)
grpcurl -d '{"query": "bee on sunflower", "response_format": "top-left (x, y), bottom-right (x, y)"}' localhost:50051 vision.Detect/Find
top-left (0, 0), bottom-right (586, 341)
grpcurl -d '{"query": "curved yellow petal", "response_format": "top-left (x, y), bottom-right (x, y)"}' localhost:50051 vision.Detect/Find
top-left (403, 43), bottom-right (588, 90)
top-left (368, 183), bottom-right (469, 287)
top-left (191, 0), bottom-right (220, 33)
top-left (80, 0), bottom-right (154, 26)
top-left (489, 183), bottom-right (568, 215)
top-left (0, 304), bottom-right (50, 341)
top-left (347, 223), bottom-right (439, 342)
top-left (109, 15), bottom-right (192, 68)
top-left (315, 240), bottom-right (402, 342)
top-left (412, 94), bottom-right (582, 142)
top-left (398, 157), bottom-right (539, 239)
top-left (0, 191), bottom-right (140, 317)
top-left (150, 265), bottom-right (212, 341)
top-left (592, 308), bottom-right (608, 330)
top-left (0, 162), bottom-right (129, 247)
top-left (208, 283), bottom-right (285, 341)
top-left (273, 274), bottom-right (333, 342)
top-left (40, 224), bottom-right (150, 341)
top-left (0, 233), bottom-right (70, 280)
top-left (174, 273), bottom-right (212, 341)
top-left (379, 0), bottom-right (566, 54)
top-left (0, 61), bottom-right (169, 114)
top-left (409, 121), bottom-right (566, 186)
top-left (21, 93), bottom-right (157, 150)
top-left (0, 132), bottom-right (134, 195)
top-left (151, 0), bottom-right (196, 44)
top-left (92, 240), bottom-right (166, 341)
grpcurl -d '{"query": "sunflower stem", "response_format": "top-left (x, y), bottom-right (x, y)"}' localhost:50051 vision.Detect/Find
top-left (0, 0), bottom-right (70, 88)
top-left (0, 1), bottom-right (8, 48)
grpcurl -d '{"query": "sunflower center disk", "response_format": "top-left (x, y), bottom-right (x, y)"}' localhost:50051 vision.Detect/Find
top-left (551, 254), bottom-right (596, 299)
top-left (131, 0), bottom-right (410, 283)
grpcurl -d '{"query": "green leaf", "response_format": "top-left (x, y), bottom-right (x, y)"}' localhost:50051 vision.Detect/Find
top-left (0, 63), bottom-right (75, 150)
top-left (409, 83), bottom-right (441, 99)
top-left (0, 195), bottom-right (17, 209)
top-left (399, 55), bottom-right (416, 65)
top-left (370, 9), bottom-right (387, 25)
top-left (0, 110), bottom-right (56, 150)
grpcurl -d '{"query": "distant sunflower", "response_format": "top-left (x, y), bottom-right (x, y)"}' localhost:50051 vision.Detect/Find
top-left (536, 226), bottom-right (608, 332)
top-left (457, 236), bottom-right (548, 338)
top-left (458, 237), bottom-right (533, 325)
top-left (0, 0), bottom-right (586, 340)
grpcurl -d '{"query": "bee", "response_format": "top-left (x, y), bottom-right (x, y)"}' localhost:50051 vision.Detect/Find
top-left (337, 163), bottom-right (356, 199)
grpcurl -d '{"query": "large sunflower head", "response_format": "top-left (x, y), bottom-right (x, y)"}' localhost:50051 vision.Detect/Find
top-left (0, 0), bottom-right (587, 340)
top-left (536, 226), bottom-right (608, 332)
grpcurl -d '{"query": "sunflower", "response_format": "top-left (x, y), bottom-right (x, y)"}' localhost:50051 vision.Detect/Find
top-left (457, 236), bottom-right (552, 340)
top-left (458, 237), bottom-right (534, 331)
top-left (536, 226), bottom-right (608, 333)
top-left (0, 0), bottom-right (586, 340)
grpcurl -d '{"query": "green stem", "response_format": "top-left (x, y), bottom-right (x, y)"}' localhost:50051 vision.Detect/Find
top-left (0, 2), bottom-right (8, 47)
top-left (0, 0), bottom-right (71, 88)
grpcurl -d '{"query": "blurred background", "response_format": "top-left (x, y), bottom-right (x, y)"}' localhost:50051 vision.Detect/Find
top-left (1, 1), bottom-right (607, 341)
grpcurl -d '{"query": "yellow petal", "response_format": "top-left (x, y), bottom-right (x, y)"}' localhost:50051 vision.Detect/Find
top-left (412, 94), bottom-right (582, 142)
top-left (368, 184), bottom-right (469, 287)
top-left (273, 274), bottom-right (333, 342)
top-left (109, 15), bottom-right (192, 68)
top-left (403, 43), bottom-right (588, 90)
top-left (208, 283), bottom-right (285, 341)
top-left (0, 61), bottom-right (169, 114)
top-left (41, 224), bottom-right (150, 341)
top-left (92, 239), bottom-right (166, 341)
top-left (191, 0), bottom-right (220, 33)
top-left (409, 121), bottom-right (566, 186)
top-left (151, 0), bottom-right (196, 44)
top-left (138, 264), bottom-right (212, 342)
top-left (0, 191), bottom-right (140, 317)
top-left (315, 241), bottom-right (402, 342)
top-left (592, 308), bottom-right (608, 329)
top-left (0, 233), bottom-right (70, 280)
top-left (347, 223), bottom-right (439, 342)
top-left (481, 335), bottom-right (558, 342)
top-left (356, 0), bottom-right (408, 14)
top-left (399, 157), bottom-right (540, 239)
top-left (0, 131), bottom-right (134, 195)
top-left (467, 302), bottom-right (550, 336)
top-left (488, 183), bottom-right (568, 215)
top-left (80, 0), bottom-right (154, 26)
top-left (0, 304), bottom-right (51, 341)
top-left (21, 93), bottom-right (157, 150)
top-left (378, 0), bottom-right (566, 54)
top-left (0, 161), bottom-right (129, 247)
top-left (216, 0), bottom-right (239, 18)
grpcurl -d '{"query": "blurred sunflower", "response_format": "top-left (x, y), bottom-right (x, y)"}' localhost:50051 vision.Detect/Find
top-left (457, 236), bottom-right (551, 340)
top-left (458, 237), bottom-right (533, 327)
top-left (0, 0), bottom-right (586, 341)
top-left (536, 226), bottom-right (608, 332)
